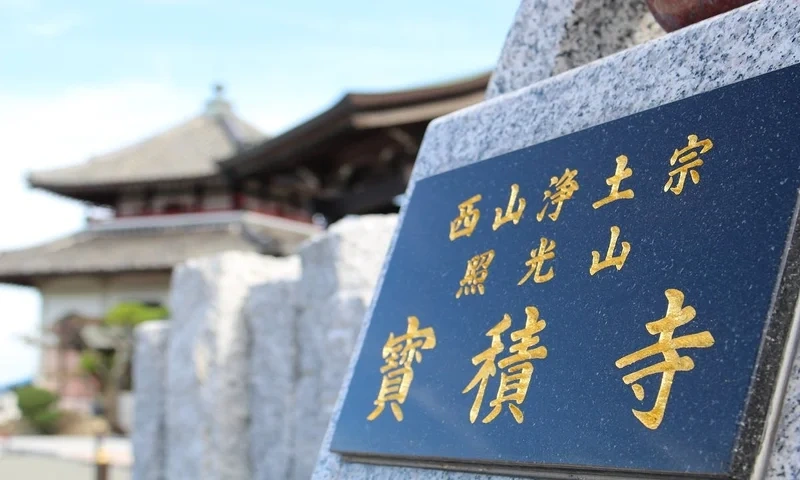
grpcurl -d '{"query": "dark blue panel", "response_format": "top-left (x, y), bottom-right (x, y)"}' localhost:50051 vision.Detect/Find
top-left (330, 63), bottom-right (800, 478)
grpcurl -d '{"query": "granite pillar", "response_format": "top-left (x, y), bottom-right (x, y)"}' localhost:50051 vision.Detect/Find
top-left (166, 251), bottom-right (289, 480)
top-left (132, 321), bottom-right (169, 480)
top-left (292, 214), bottom-right (397, 480)
top-left (313, 1), bottom-right (800, 478)
top-left (246, 256), bottom-right (301, 480)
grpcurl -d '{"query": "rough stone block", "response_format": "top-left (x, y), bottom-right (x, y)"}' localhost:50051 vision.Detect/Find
top-left (166, 251), bottom-right (294, 480)
top-left (487, 0), bottom-right (663, 99)
top-left (132, 321), bottom-right (169, 480)
top-left (246, 257), bottom-right (302, 480)
top-left (292, 214), bottom-right (397, 480)
top-left (293, 289), bottom-right (372, 480)
top-left (298, 215), bottom-right (398, 301)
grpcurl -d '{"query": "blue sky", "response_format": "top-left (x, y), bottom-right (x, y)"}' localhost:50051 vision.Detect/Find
top-left (0, 0), bottom-right (520, 387)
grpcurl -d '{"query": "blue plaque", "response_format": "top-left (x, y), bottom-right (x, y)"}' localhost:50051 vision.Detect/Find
top-left (330, 63), bottom-right (800, 479)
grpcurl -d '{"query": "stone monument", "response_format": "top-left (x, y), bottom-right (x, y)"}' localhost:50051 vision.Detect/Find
top-left (313, 1), bottom-right (800, 479)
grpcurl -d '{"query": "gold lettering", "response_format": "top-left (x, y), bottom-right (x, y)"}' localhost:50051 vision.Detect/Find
top-left (664, 135), bottom-right (713, 195)
top-left (615, 289), bottom-right (715, 429)
top-left (590, 226), bottom-right (631, 275)
top-left (518, 238), bottom-right (556, 285)
top-left (463, 307), bottom-right (547, 424)
top-left (493, 184), bottom-right (526, 230)
top-left (462, 314), bottom-right (509, 423)
top-left (449, 194), bottom-right (482, 240)
top-left (456, 250), bottom-right (496, 298)
top-left (537, 168), bottom-right (579, 222)
top-left (593, 155), bottom-right (634, 209)
top-left (367, 316), bottom-right (437, 422)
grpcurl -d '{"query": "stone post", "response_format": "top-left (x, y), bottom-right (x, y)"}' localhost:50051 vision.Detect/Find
top-left (246, 257), bottom-right (301, 480)
top-left (132, 321), bottom-right (169, 480)
top-left (165, 251), bottom-right (293, 480)
top-left (292, 215), bottom-right (397, 480)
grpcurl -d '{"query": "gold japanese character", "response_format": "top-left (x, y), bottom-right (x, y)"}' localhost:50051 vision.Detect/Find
top-left (456, 250), bottom-right (495, 298)
top-left (518, 238), bottom-right (555, 285)
top-left (368, 316), bottom-right (437, 422)
top-left (590, 226), bottom-right (631, 275)
top-left (593, 155), bottom-right (634, 209)
top-left (537, 168), bottom-right (579, 222)
top-left (463, 307), bottom-right (547, 424)
top-left (493, 184), bottom-right (526, 230)
top-left (615, 289), bottom-right (715, 429)
top-left (664, 135), bottom-right (713, 195)
top-left (462, 314), bottom-right (509, 423)
top-left (450, 194), bottom-right (482, 240)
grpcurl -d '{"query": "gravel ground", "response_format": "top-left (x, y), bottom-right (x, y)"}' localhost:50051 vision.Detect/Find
top-left (0, 454), bottom-right (131, 480)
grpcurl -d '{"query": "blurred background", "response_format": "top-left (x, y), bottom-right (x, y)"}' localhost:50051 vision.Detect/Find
top-left (0, 0), bottom-right (518, 393)
top-left (0, 2), bottom-right (522, 476)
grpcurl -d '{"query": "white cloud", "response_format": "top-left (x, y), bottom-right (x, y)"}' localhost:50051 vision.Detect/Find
top-left (0, 80), bottom-right (197, 386)
top-left (25, 13), bottom-right (84, 38)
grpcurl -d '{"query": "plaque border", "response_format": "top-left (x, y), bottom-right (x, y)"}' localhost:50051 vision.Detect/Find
top-left (333, 64), bottom-right (800, 480)
top-left (337, 191), bottom-right (800, 480)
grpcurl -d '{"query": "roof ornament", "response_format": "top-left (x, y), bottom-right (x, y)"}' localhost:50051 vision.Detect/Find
top-left (205, 83), bottom-right (232, 117)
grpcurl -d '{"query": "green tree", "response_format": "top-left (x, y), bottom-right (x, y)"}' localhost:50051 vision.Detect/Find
top-left (80, 302), bottom-right (167, 433)
top-left (16, 386), bottom-right (61, 434)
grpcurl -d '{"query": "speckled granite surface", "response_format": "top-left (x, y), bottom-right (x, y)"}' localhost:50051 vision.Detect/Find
top-left (768, 333), bottom-right (800, 479)
top-left (312, 1), bottom-right (800, 478)
top-left (487, 0), bottom-right (663, 99)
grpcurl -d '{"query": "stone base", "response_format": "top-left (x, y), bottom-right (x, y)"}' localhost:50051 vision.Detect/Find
top-left (312, 1), bottom-right (800, 478)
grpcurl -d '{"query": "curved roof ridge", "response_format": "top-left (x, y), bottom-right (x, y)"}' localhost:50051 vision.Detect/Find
top-left (27, 106), bottom-right (266, 197)
top-left (220, 70), bottom-right (491, 175)
top-left (343, 70), bottom-right (491, 107)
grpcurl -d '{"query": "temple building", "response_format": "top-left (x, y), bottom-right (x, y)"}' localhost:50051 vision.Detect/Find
top-left (0, 72), bottom-right (489, 411)
top-left (0, 86), bottom-right (320, 409)
top-left (220, 72), bottom-right (490, 223)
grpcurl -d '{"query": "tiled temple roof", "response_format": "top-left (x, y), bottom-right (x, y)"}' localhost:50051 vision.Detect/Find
top-left (219, 72), bottom-right (490, 176)
top-left (0, 212), bottom-right (319, 286)
top-left (28, 87), bottom-right (265, 199)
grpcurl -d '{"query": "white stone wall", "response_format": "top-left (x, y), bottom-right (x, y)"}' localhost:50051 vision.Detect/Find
top-left (117, 193), bottom-right (147, 216)
top-left (203, 192), bottom-right (234, 211)
top-left (38, 273), bottom-right (171, 329)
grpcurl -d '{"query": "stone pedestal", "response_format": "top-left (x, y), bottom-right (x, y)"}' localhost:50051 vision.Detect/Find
top-left (312, 1), bottom-right (800, 478)
top-left (165, 251), bottom-right (292, 480)
top-left (132, 321), bottom-right (169, 480)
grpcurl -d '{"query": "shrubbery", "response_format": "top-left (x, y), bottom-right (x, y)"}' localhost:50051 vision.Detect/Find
top-left (15, 386), bottom-right (62, 434)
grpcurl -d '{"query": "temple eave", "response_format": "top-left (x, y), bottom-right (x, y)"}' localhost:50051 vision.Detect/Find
top-left (219, 72), bottom-right (491, 177)
top-left (0, 212), bottom-right (320, 287)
